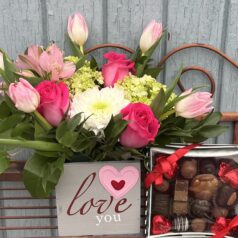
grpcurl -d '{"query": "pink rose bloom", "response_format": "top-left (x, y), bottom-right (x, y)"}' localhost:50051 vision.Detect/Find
top-left (175, 89), bottom-right (213, 118)
top-left (16, 45), bottom-right (44, 76)
top-left (120, 103), bottom-right (160, 148)
top-left (39, 44), bottom-right (76, 81)
top-left (102, 52), bottom-right (135, 87)
top-left (35, 81), bottom-right (70, 126)
top-left (8, 78), bottom-right (40, 113)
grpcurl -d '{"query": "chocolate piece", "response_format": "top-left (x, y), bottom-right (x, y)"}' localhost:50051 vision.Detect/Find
top-left (191, 218), bottom-right (207, 232)
top-left (216, 185), bottom-right (237, 207)
top-left (200, 158), bottom-right (216, 174)
top-left (189, 174), bottom-right (219, 200)
top-left (174, 180), bottom-right (189, 202)
top-left (191, 199), bottom-right (211, 217)
top-left (154, 179), bottom-right (169, 192)
top-left (173, 201), bottom-right (188, 215)
top-left (172, 216), bottom-right (189, 232)
top-left (211, 207), bottom-right (229, 218)
top-left (180, 158), bottom-right (197, 179)
top-left (173, 180), bottom-right (189, 215)
top-left (152, 194), bottom-right (170, 216)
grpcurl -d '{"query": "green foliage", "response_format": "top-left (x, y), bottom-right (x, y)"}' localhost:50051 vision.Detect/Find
top-left (0, 150), bottom-right (10, 174)
top-left (0, 50), bottom-right (17, 85)
top-left (23, 152), bottom-right (65, 198)
top-left (131, 33), bottom-right (164, 78)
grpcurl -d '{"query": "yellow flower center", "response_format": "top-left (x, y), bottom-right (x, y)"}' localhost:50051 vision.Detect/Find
top-left (91, 101), bottom-right (109, 112)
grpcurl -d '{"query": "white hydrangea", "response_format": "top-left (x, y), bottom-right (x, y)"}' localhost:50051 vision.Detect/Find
top-left (70, 87), bottom-right (129, 134)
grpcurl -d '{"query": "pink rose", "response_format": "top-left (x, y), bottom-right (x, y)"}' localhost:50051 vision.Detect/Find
top-left (102, 52), bottom-right (135, 87)
top-left (120, 103), bottom-right (160, 148)
top-left (175, 89), bottom-right (213, 118)
top-left (35, 81), bottom-right (69, 126)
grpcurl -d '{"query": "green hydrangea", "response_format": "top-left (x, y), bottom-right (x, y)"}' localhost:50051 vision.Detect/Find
top-left (116, 74), bottom-right (176, 105)
top-left (65, 59), bottom-right (103, 95)
top-left (64, 56), bottom-right (80, 64)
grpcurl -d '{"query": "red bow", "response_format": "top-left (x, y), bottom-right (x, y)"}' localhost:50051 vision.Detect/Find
top-left (152, 215), bottom-right (172, 235)
top-left (211, 216), bottom-right (238, 238)
top-left (145, 143), bottom-right (200, 188)
top-left (218, 162), bottom-right (238, 189)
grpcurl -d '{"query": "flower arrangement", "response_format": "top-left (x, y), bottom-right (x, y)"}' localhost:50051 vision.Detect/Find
top-left (0, 13), bottom-right (227, 198)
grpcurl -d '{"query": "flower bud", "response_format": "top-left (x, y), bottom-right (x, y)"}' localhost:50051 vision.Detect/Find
top-left (67, 13), bottom-right (88, 46)
top-left (8, 78), bottom-right (40, 113)
top-left (0, 52), bottom-right (4, 70)
top-left (175, 89), bottom-right (214, 118)
top-left (139, 20), bottom-right (163, 53)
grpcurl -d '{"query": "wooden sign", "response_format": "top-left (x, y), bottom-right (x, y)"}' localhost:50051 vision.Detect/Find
top-left (56, 161), bottom-right (141, 236)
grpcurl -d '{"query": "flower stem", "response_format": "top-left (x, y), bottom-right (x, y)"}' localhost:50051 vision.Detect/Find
top-left (80, 45), bottom-right (84, 55)
top-left (0, 138), bottom-right (65, 152)
top-left (33, 111), bottom-right (52, 131)
top-left (160, 109), bottom-right (176, 122)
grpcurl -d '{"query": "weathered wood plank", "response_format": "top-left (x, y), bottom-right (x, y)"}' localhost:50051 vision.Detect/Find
top-left (164, 0), bottom-right (228, 143)
top-left (216, 0), bottom-right (238, 143)
top-left (0, 0), bottom-right (43, 59)
top-left (46, 0), bottom-right (104, 59)
top-left (107, 0), bottom-right (164, 69)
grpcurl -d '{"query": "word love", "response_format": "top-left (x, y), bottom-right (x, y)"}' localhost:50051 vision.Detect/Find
top-left (67, 172), bottom-right (132, 216)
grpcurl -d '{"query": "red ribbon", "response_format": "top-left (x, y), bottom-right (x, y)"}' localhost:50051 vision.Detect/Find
top-left (152, 215), bottom-right (172, 235)
top-left (218, 162), bottom-right (238, 189)
top-left (211, 216), bottom-right (238, 238)
top-left (145, 143), bottom-right (200, 188)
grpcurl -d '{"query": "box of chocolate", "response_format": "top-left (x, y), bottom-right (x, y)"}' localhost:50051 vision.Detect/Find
top-left (146, 144), bottom-right (238, 238)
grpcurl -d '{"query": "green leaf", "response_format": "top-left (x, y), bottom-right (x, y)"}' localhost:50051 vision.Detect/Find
top-left (104, 114), bottom-right (128, 141)
top-left (143, 67), bottom-right (162, 78)
top-left (150, 88), bottom-right (166, 119)
top-left (0, 150), bottom-right (10, 174)
top-left (197, 125), bottom-right (228, 138)
top-left (23, 153), bottom-right (65, 198)
top-left (1, 51), bottom-right (16, 85)
top-left (130, 46), bottom-right (142, 62)
top-left (67, 35), bottom-right (83, 57)
top-left (164, 66), bottom-right (183, 102)
top-left (0, 101), bottom-right (11, 119)
top-left (56, 113), bottom-right (82, 147)
top-left (90, 56), bottom-right (99, 70)
top-left (76, 55), bottom-right (87, 69)
top-left (11, 122), bottom-right (34, 140)
top-left (0, 114), bottom-right (25, 133)
top-left (198, 112), bottom-right (222, 128)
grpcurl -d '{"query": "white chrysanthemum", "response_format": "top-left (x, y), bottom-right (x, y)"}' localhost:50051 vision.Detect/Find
top-left (70, 87), bottom-right (129, 134)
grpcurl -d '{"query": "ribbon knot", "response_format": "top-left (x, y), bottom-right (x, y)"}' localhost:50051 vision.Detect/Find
top-left (145, 143), bottom-right (199, 189)
top-left (218, 162), bottom-right (238, 189)
top-left (211, 216), bottom-right (238, 238)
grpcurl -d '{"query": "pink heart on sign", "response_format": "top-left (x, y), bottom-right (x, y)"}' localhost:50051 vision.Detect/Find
top-left (99, 165), bottom-right (139, 199)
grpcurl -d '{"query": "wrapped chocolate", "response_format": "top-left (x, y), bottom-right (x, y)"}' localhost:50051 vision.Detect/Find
top-left (147, 145), bottom-right (238, 237)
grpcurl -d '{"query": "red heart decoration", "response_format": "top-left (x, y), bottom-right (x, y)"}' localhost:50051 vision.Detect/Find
top-left (111, 180), bottom-right (125, 190)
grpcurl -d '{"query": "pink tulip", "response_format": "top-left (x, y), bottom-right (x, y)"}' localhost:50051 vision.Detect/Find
top-left (15, 45), bottom-right (44, 76)
top-left (175, 89), bottom-right (214, 118)
top-left (139, 20), bottom-right (163, 53)
top-left (0, 52), bottom-right (4, 70)
top-left (39, 44), bottom-right (76, 81)
top-left (68, 13), bottom-right (88, 46)
top-left (35, 80), bottom-right (70, 126)
top-left (8, 78), bottom-right (40, 113)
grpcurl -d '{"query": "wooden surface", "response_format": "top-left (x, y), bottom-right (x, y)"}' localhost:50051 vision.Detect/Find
top-left (1, 0), bottom-right (238, 237)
